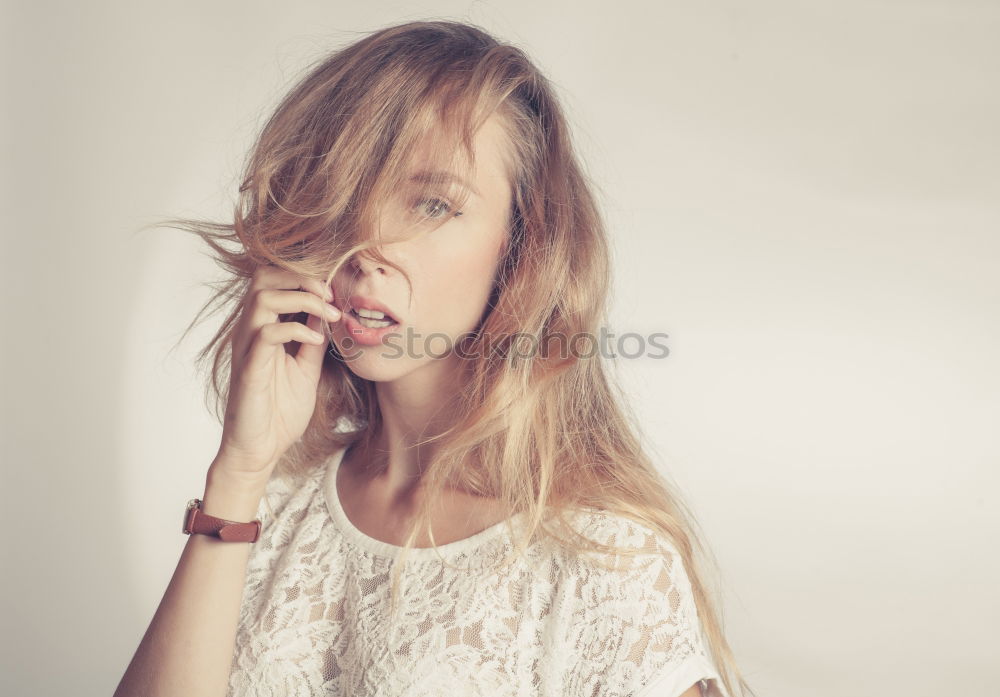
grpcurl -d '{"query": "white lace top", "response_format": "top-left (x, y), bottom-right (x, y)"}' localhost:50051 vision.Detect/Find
top-left (226, 445), bottom-right (729, 697)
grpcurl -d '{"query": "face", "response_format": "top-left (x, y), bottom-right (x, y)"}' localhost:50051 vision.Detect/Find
top-left (329, 113), bottom-right (513, 383)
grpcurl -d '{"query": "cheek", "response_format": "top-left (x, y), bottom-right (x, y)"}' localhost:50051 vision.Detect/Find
top-left (420, 233), bottom-right (504, 330)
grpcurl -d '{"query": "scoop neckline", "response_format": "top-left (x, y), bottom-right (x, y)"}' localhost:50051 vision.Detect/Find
top-left (321, 444), bottom-right (526, 560)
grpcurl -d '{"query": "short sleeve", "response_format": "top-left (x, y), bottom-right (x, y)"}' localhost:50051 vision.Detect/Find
top-left (560, 516), bottom-right (730, 697)
top-left (627, 541), bottom-right (729, 697)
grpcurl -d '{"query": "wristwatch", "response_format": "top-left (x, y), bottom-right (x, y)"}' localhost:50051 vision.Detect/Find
top-left (182, 498), bottom-right (261, 543)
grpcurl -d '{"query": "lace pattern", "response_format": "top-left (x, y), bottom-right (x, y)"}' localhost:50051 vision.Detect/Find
top-left (226, 447), bottom-right (729, 697)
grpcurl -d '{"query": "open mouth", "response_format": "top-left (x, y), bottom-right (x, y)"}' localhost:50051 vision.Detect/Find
top-left (349, 307), bottom-right (399, 329)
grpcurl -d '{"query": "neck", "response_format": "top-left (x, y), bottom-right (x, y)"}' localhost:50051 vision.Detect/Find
top-left (353, 353), bottom-right (468, 503)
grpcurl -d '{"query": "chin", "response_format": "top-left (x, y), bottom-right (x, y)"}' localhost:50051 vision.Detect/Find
top-left (335, 345), bottom-right (414, 383)
top-left (345, 364), bottom-right (408, 383)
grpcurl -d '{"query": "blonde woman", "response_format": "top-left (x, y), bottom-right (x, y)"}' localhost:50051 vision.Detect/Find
top-left (115, 19), bottom-right (754, 697)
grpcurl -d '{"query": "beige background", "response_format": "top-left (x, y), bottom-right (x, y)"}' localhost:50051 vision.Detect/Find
top-left (2, 1), bottom-right (998, 695)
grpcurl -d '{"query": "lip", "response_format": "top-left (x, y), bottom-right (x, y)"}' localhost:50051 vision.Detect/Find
top-left (336, 293), bottom-right (403, 347)
top-left (341, 309), bottom-right (402, 346)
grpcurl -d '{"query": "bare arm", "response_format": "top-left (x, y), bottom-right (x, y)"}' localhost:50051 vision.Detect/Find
top-left (112, 265), bottom-right (342, 697)
top-left (112, 462), bottom-right (269, 697)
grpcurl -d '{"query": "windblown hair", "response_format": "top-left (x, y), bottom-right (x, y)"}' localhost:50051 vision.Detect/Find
top-left (157, 19), bottom-right (753, 697)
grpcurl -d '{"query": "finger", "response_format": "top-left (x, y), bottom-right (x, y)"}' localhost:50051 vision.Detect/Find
top-left (242, 320), bottom-right (325, 382)
top-left (294, 310), bottom-right (330, 380)
top-left (250, 265), bottom-right (333, 302)
top-left (245, 289), bottom-right (342, 331)
top-left (234, 278), bottom-right (338, 367)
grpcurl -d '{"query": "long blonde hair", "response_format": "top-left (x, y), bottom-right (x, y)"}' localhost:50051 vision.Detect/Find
top-left (157, 19), bottom-right (755, 697)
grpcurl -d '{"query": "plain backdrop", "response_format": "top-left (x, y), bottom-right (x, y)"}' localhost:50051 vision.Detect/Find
top-left (2, 2), bottom-right (998, 696)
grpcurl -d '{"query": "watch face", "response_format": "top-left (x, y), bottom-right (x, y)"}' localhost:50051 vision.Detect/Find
top-left (182, 499), bottom-right (200, 534)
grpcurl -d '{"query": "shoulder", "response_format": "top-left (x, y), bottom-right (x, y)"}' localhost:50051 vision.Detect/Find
top-left (554, 509), bottom-right (727, 697)
top-left (238, 465), bottom-right (328, 600)
top-left (570, 507), bottom-right (680, 554)
top-left (248, 464), bottom-right (325, 551)
top-left (559, 509), bottom-right (693, 617)
top-left (254, 469), bottom-right (307, 525)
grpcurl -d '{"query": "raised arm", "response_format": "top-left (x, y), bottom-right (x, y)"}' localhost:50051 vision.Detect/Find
top-left (112, 266), bottom-right (343, 697)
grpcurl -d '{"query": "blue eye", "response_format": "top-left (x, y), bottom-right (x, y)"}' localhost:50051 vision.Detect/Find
top-left (413, 197), bottom-right (463, 220)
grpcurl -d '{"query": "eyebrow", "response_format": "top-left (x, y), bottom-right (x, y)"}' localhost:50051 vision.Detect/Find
top-left (407, 170), bottom-right (480, 197)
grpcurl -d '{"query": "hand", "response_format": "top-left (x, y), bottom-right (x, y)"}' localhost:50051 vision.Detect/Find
top-left (211, 264), bottom-right (342, 482)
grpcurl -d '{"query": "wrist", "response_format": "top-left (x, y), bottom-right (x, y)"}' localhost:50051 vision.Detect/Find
top-left (202, 466), bottom-right (270, 522)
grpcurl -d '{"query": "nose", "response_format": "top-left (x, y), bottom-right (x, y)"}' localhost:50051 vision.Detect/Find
top-left (350, 250), bottom-right (388, 276)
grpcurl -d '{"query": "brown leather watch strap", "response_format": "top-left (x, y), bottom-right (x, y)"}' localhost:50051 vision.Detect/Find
top-left (182, 498), bottom-right (261, 543)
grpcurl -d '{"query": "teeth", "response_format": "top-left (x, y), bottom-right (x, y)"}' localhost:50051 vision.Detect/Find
top-left (356, 308), bottom-right (387, 320)
top-left (352, 308), bottom-right (395, 329)
top-left (357, 317), bottom-right (393, 329)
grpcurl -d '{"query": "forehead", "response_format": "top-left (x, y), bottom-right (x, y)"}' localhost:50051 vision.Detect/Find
top-left (405, 113), bottom-right (513, 199)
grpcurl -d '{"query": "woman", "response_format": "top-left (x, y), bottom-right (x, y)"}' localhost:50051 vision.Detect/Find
top-left (115, 19), bottom-right (754, 697)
